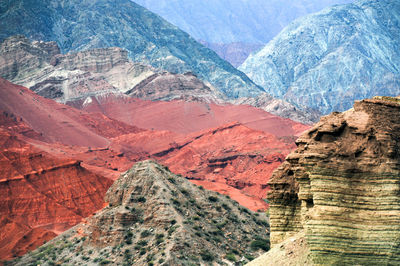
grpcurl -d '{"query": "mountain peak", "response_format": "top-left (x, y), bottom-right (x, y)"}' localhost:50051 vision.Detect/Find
top-left (239, 0), bottom-right (400, 114)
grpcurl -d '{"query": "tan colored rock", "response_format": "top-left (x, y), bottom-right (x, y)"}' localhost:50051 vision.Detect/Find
top-left (267, 96), bottom-right (400, 265)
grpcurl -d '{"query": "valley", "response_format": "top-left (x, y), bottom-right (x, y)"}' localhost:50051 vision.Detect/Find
top-left (1, 0), bottom-right (400, 265)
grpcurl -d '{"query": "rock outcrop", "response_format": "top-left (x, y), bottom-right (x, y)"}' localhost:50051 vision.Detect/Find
top-left (0, 77), bottom-right (140, 147)
top-left (115, 122), bottom-right (301, 211)
top-left (267, 96), bottom-right (400, 264)
top-left (13, 160), bottom-right (270, 265)
top-left (232, 93), bottom-right (321, 124)
top-left (125, 71), bottom-right (225, 103)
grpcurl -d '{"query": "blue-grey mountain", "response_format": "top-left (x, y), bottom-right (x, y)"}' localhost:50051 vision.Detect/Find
top-left (133, 0), bottom-right (353, 66)
top-left (239, 0), bottom-right (400, 114)
top-left (0, 0), bottom-right (262, 98)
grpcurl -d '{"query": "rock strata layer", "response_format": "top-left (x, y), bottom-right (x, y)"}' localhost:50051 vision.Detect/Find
top-left (267, 96), bottom-right (400, 264)
top-left (0, 35), bottom-right (222, 104)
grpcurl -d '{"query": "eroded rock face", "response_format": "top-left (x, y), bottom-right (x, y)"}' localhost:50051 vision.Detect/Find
top-left (232, 92), bottom-right (321, 124)
top-left (0, 115), bottom-right (113, 260)
top-left (268, 96), bottom-right (400, 264)
top-left (125, 71), bottom-right (225, 103)
top-left (0, 0), bottom-right (264, 99)
top-left (14, 160), bottom-right (270, 265)
top-left (0, 36), bottom-right (223, 104)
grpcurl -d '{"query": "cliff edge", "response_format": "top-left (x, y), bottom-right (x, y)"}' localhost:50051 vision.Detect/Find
top-left (266, 96), bottom-right (400, 265)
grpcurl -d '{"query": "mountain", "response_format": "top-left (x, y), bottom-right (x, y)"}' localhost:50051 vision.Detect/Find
top-left (12, 160), bottom-right (270, 265)
top-left (134, 0), bottom-right (353, 66)
top-left (0, 0), bottom-right (263, 99)
top-left (264, 96), bottom-right (400, 264)
top-left (0, 35), bottom-right (224, 104)
top-left (239, 0), bottom-right (400, 115)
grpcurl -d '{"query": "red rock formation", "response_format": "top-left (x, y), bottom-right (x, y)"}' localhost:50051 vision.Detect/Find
top-left (156, 123), bottom-right (295, 210)
top-left (0, 78), bottom-right (139, 147)
top-left (0, 112), bottom-right (113, 260)
top-left (0, 78), bottom-right (309, 260)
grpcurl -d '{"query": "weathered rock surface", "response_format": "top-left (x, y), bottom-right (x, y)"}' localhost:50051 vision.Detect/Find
top-left (267, 96), bottom-right (400, 264)
top-left (125, 71), bottom-right (225, 103)
top-left (0, 113), bottom-right (113, 261)
top-left (240, 0), bottom-right (400, 115)
top-left (114, 122), bottom-right (300, 211)
top-left (13, 160), bottom-right (270, 265)
top-left (246, 232), bottom-right (310, 266)
top-left (0, 77), bottom-right (140, 147)
top-left (232, 93), bottom-right (321, 124)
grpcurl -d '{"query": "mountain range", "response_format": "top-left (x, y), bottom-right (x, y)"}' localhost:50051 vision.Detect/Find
top-left (240, 0), bottom-right (400, 114)
top-left (0, 35), bottom-right (315, 123)
top-left (0, 0), bottom-right (262, 99)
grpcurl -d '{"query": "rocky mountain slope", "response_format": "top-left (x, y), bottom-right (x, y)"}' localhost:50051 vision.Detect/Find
top-left (264, 96), bottom-right (400, 264)
top-left (0, 35), bottom-right (223, 104)
top-left (12, 160), bottom-right (270, 265)
top-left (0, 0), bottom-right (263, 99)
top-left (134, 0), bottom-right (352, 66)
top-left (240, 0), bottom-right (400, 115)
top-left (0, 112), bottom-right (113, 260)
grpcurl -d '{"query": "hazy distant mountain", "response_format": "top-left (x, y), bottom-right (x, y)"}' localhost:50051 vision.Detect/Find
top-left (240, 0), bottom-right (400, 114)
top-left (133, 0), bottom-right (354, 44)
top-left (0, 0), bottom-right (262, 98)
top-left (133, 0), bottom-right (353, 65)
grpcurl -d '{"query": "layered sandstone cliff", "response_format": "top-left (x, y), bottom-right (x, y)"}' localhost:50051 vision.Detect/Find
top-left (267, 96), bottom-right (400, 264)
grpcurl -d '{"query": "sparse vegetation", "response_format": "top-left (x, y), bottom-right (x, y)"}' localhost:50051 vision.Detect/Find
top-left (226, 253), bottom-right (236, 262)
top-left (250, 237), bottom-right (270, 251)
top-left (208, 196), bottom-right (218, 202)
top-left (200, 250), bottom-right (215, 261)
